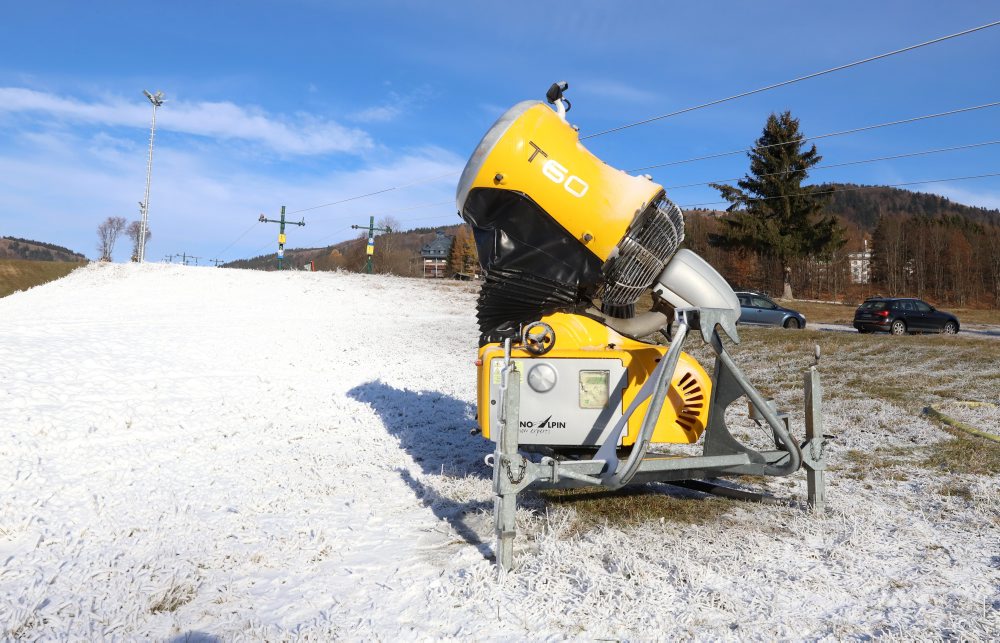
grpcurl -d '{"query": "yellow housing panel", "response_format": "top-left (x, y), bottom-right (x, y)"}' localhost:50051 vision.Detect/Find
top-left (476, 313), bottom-right (711, 445)
top-left (463, 103), bottom-right (663, 262)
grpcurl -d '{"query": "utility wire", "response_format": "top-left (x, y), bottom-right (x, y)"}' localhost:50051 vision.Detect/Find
top-left (406, 213), bottom-right (464, 224)
top-left (244, 24), bottom-right (1000, 246)
top-left (214, 221), bottom-right (260, 259)
top-left (233, 198), bottom-right (456, 260)
top-left (229, 17), bottom-right (1000, 257)
top-left (663, 140), bottom-right (1000, 191)
top-left (678, 172), bottom-right (1000, 209)
top-left (631, 100), bottom-right (1000, 172)
top-left (246, 100), bottom-right (999, 242)
top-left (309, 199), bottom-right (455, 245)
top-left (286, 170), bottom-right (457, 215)
top-left (583, 20), bottom-right (1000, 140)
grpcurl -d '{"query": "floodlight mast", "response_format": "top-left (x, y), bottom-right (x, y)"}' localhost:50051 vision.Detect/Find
top-left (138, 90), bottom-right (165, 263)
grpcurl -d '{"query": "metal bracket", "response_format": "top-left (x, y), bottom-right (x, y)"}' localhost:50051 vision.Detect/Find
top-left (487, 307), bottom-right (827, 571)
top-left (802, 365), bottom-right (827, 512)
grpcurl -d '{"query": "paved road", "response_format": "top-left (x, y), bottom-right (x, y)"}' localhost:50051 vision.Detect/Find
top-left (810, 321), bottom-right (1000, 339)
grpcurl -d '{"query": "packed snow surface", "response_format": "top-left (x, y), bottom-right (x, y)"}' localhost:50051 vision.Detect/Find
top-left (1, 264), bottom-right (997, 639)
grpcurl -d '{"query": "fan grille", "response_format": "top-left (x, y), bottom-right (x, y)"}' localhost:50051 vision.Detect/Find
top-left (600, 194), bottom-right (684, 315)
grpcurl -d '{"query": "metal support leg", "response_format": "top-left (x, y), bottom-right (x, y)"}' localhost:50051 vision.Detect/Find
top-left (803, 366), bottom-right (827, 513)
top-left (494, 363), bottom-right (521, 572)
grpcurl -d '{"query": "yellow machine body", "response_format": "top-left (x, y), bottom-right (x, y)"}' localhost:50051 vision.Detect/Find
top-left (476, 313), bottom-right (711, 447)
top-left (459, 101), bottom-right (664, 263)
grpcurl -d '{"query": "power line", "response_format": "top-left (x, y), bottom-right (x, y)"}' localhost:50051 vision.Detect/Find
top-left (583, 19), bottom-right (1000, 140)
top-left (214, 220), bottom-right (260, 259)
top-left (247, 240), bottom-right (278, 257)
top-left (406, 213), bottom-right (463, 224)
top-left (663, 140), bottom-right (1000, 191)
top-left (224, 16), bottom-right (999, 258)
top-left (233, 17), bottom-right (999, 252)
top-left (631, 100), bottom-right (1000, 172)
top-left (286, 170), bottom-right (457, 215)
top-left (311, 199), bottom-right (454, 244)
top-left (216, 197), bottom-right (454, 260)
top-left (228, 100), bottom-right (1000, 256)
top-left (677, 171), bottom-right (1000, 209)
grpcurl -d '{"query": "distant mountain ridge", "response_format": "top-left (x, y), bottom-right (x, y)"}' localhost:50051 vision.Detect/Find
top-left (222, 183), bottom-right (999, 271)
top-left (223, 223), bottom-right (466, 274)
top-left (819, 182), bottom-right (1000, 230)
top-left (683, 183), bottom-right (999, 231)
top-left (1, 237), bottom-right (87, 262)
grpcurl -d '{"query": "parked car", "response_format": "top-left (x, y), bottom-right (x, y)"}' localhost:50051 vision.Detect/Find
top-left (735, 291), bottom-right (806, 329)
top-left (852, 297), bottom-right (959, 335)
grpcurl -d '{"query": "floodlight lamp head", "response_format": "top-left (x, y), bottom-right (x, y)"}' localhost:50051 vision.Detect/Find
top-left (258, 214), bottom-right (266, 222)
top-left (143, 89), bottom-right (165, 107)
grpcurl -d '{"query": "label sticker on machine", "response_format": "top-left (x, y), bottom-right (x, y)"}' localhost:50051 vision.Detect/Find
top-left (578, 370), bottom-right (610, 409)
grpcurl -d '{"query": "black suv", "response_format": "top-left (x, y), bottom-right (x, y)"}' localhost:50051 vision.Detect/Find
top-left (853, 297), bottom-right (959, 335)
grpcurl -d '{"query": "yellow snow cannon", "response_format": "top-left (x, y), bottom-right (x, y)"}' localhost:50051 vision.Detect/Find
top-left (457, 82), bottom-right (828, 571)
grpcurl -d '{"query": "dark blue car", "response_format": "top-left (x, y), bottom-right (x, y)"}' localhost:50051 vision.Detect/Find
top-left (735, 291), bottom-right (806, 329)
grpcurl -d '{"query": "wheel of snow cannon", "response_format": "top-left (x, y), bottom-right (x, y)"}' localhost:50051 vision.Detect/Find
top-left (521, 321), bottom-right (556, 355)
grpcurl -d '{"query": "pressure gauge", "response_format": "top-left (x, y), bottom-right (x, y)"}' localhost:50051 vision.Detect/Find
top-left (526, 363), bottom-right (557, 393)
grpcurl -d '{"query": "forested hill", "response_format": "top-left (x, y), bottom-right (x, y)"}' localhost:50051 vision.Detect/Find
top-left (0, 237), bottom-right (87, 262)
top-left (223, 223), bottom-right (466, 273)
top-left (820, 183), bottom-right (1000, 230)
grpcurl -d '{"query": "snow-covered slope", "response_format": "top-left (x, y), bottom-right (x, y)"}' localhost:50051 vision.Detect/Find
top-left (1, 263), bottom-right (997, 639)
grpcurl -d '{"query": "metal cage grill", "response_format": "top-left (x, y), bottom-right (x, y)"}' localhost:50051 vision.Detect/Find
top-left (599, 194), bottom-right (685, 313)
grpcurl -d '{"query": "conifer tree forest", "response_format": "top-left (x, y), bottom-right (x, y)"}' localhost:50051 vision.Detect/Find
top-left (695, 111), bottom-right (1000, 307)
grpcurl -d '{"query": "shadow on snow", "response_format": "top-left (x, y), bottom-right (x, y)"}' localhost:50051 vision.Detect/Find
top-left (347, 380), bottom-right (493, 559)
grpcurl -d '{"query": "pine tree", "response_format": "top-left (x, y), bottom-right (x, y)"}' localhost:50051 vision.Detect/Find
top-left (710, 111), bottom-right (844, 294)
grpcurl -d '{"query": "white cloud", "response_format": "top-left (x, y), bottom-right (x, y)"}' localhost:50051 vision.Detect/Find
top-left (0, 87), bottom-right (372, 155)
top-left (349, 104), bottom-right (404, 123)
top-left (0, 127), bottom-right (463, 262)
top-left (348, 86), bottom-right (432, 124)
top-left (576, 79), bottom-right (659, 104)
top-left (917, 183), bottom-right (1000, 211)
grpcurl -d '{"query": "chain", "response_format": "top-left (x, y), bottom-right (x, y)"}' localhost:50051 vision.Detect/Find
top-left (504, 457), bottom-right (526, 485)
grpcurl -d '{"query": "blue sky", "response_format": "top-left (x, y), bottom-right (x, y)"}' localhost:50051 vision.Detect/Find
top-left (1, 1), bottom-right (998, 262)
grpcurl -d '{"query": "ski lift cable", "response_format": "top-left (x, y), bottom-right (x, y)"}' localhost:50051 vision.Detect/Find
top-left (286, 170), bottom-right (458, 215)
top-left (583, 20), bottom-right (1000, 140)
top-left (277, 99), bottom-right (999, 230)
top-left (214, 221), bottom-right (260, 258)
top-left (308, 199), bottom-right (455, 245)
top-left (218, 101), bottom-right (998, 258)
top-left (677, 171), bottom-right (1000, 209)
top-left (630, 100), bottom-right (1000, 172)
top-left (663, 139), bottom-right (1000, 191)
top-left (227, 18), bottom-right (1000, 257)
top-left (216, 198), bottom-right (454, 259)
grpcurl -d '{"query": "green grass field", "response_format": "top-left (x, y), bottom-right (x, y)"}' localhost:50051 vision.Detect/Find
top-left (0, 259), bottom-right (86, 298)
top-left (537, 325), bottom-right (1000, 530)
